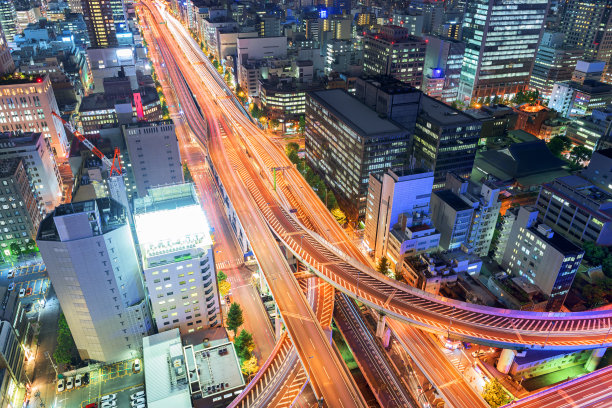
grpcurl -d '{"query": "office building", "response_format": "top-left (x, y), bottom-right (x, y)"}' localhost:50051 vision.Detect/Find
top-left (566, 107), bottom-right (612, 151)
top-left (422, 35), bottom-right (465, 103)
top-left (536, 175), bottom-right (612, 246)
top-left (500, 206), bottom-right (584, 311)
top-left (0, 321), bottom-right (25, 408)
top-left (572, 60), bottom-right (606, 84)
top-left (69, 0), bottom-right (83, 14)
top-left (459, 0), bottom-right (548, 102)
top-left (430, 189), bottom-right (474, 251)
top-left (0, 75), bottom-right (69, 158)
top-left (134, 184), bottom-right (221, 334)
top-left (364, 168), bottom-right (440, 267)
top-left (0, 25), bottom-right (13, 75)
top-left (37, 199), bottom-right (153, 362)
top-left (561, 0), bottom-right (612, 63)
top-left (305, 89), bottom-right (410, 220)
top-left (549, 79), bottom-right (612, 118)
top-left (363, 26), bottom-right (426, 88)
top-left (82, 0), bottom-right (119, 48)
top-left (582, 148), bottom-right (612, 191)
top-left (0, 158), bottom-right (42, 254)
top-left (324, 40), bottom-right (361, 75)
top-left (391, 12), bottom-right (424, 36)
top-left (465, 104), bottom-right (518, 144)
top-left (122, 121), bottom-right (183, 198)
top-left (0, 132), bottom-right (63, 213)
top-left (411, 95), bottom-right (481, 189)
top-left (257, 16), bottom-right (281, 38)
top-left (0, 1), bottom-right (16, 42)
top-left (529, 31), bottom-right (583, 99)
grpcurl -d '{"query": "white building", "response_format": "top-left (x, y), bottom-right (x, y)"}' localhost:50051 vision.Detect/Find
top-left (134, 184), bottom-right (221, 335)
top-left (0, 74), bottom-right (68, 158)
top-left (37, 199), bottom-right (153, 362)
top-left (122, 120), bottom-right (183, 198)
top-left (0, 132), bottom-right (62, 213)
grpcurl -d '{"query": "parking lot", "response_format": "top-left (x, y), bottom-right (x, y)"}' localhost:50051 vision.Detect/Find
top-left (53, 358), bottom-right (145, 408)
top-left (3, 261), bottom-right (50, 300)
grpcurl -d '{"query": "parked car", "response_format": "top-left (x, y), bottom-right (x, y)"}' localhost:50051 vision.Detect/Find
top-left (75, 374), bottom-right (82, 387)
top-left (18, 288), bottom-right (25, 298)
top-left (84, 404), bottom-right (97, 408)
top-left (25, 287), bottom-right (32, 296)
top-left (133, 358), bottom-right (141, 373)
top-left (101, 394), bottom-right (117, 402)
top-left (7, 270), bottom-right (14, 278)
top-left (82, 372), bottom-right (90, 385)
top-left (130, 398), bottom-right (145, 407)
top-left (101, 401), bottom-right (117, 408)
top-left (472, 350), bottom-right (486, 358)
top-left (57, 378), bottom-right (65, 393)
top-left (130, 391), bottom-right (145, 400)
top-left (66, 376), bottom-right (74, 390)
top-left (7, 283), bottom-right (14, 291)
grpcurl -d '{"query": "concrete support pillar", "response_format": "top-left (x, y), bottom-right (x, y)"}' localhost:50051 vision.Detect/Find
top-left (585, 347), bottom-right (607, 372)
top-left (376, 314), bottom-right (386, 339)
top-left (275, 312), bottom-right (283, 339)
top-left (497, 349), bottom-right (516, 374)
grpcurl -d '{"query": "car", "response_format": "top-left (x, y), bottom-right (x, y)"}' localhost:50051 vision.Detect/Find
top-left (85, 404), bottom-right (97, 408)
top-left (25, 287), bottom-right (32, 296)
top-left (101, 394), bottom-right (117, 402)
top-left (134, 405), bottom-right (146, 408)
top-left (18, 288), bottom-right (25, 298)
top-left (101, 401), bottom-right (117, 408)
top-left (66, 376), bottom-right (73, 390)
top-left (133, 358), bottom-right (141, 373)
top-left (7, 283), bottom-right (14, 291)
top-left (472, 350), bottom-right (486, 358)
top-left (57, 378), bottom-right (65, 393)
top-left (131, 391), bottom-right (145, 400)
top-left (131, 398), bottom-right (145, 407)
top-left (7, 270), bottom-right (14, 278)
top-left (75, 374), bottom-right (82, 387)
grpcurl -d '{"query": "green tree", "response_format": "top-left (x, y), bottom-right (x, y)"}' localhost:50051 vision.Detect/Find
top-left (286, 142), bottom-right (300, 154)
top-left (481, 379), bottom-right (511, 408)
top-left (484, 96), bottom-right (491, 105)
top-left (331, 207), bottom-right (346, 225)
top-left (234, 329), bottom-right (255, 361)
top-left (377, 257), bottom-right (390, 275)
top-left (571, 145), bottom-right (592, 165)
top-left (53, 314), bottom-right (76, 366)
top-left (298, 115), bottom-right (306, 134)
top-left (547, 136), bottom-right (572, 157)
top-left (226, 302), bottom-right (244, 338)
top-left (182, 163), bottom-right (193, 183)
top-left (241, 355), bottom-right (259, 376)
top-left (9, 242), bottom-right (20, 257)
top-left (582, 285), bottom-right (607, 308)
top-left (269, 118), bottom-right (280, 129)
top-left (217, 270), bottom-right (227, 282)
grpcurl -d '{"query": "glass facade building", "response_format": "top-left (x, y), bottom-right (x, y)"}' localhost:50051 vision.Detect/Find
top-left (459, 0), bottom-right (548, 102)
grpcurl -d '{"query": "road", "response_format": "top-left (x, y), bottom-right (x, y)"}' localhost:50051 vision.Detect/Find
top-left (139, 4), bottom-right (367, 407)
top-left (502, 364), bottom-right (612, 408)
top-left (334, 293), bottom-right (416, 408)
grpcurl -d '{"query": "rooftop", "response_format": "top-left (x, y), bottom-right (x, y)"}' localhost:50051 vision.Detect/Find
top-left (193, 342), bottom-right (245, 400)
top-left (0, 74), bottom-right (45, 86)
top-left (434, 190), bottom-right (472, 212)
top-left (0, 158), bottom-right (22, 178)
top-left (528, 221), bottom-right (584, 255)
top-left (418, 95), bottom-right (478, 126)
top-left (309, 89), bottom-right (404, 136)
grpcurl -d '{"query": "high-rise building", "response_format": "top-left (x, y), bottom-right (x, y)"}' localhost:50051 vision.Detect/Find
top-left (500, 206), bottom-right (584, 312)
top-left (561, 0), bottom-right (612, 63)
top-left (0, 132), bottom-right (63, 214)
top-left (82, 0), bottom-right (118, 48)
top-left (565, 107), bottom-right (612, 151)
top-left (390, 12), bottom-right (424, 36)
top-left (37, 199), bottom-right (153, 362)
top-left (536, 175), bottom-right (612, 246)
top-left (0, 158), bottom-right (42, 254)
top-left (68, 0), bottom-right (83, 14)
top-left (0, 74), bottom-right (69, 158)
top-left (305, 89), bottom-right (410, 220)
top-left (411, 95), bottom-right (481, 189)
top-left (134, 184), bottom-right (221, 334)
top-left (430, 189), bottom-right (474, 250)
top-left (0, 25), bottom-right (13, 75)
top-left (529, 31), bottom-right (583, 100)
top-left (571, 60), bottom-right (606, 84)
top-left (0, 321), bottom-right (26, 408)
top-left (122, 121), bottom-right (183, 198)
top-left (459, 0), bottom-right (548, 102)
top-left (0, 1), bottom-right (16, 42)
top-left (548, 80), bottom-right (612, 118)
top-left (422, 34), bottom-right (465, 103)
top-left (363, 25), bottom-right (426, 88)
top-left (364, 168), bottom-right (440, 268)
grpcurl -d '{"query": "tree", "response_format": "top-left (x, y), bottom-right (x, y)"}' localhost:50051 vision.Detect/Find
top-left (377, 257), bottom-right (390, 275)
top-left (571, 145), bottom-right (592, 165)
top-left (53, 314), bottom-right (76, 366)
top-left (9, 242), bottom-right (20, 257)
top-left (484, 96), bottom-right (491, 105)
top-left (226, 302), bottom-right (244, 337)
top-left (182, 163), bottom-right (193, 183)
top-left (547, 136), bottom-right (572, 157)
top-left (286, 142), bottom-right (300, 154)
top-left (269, 118), bottom-right (280, 130)
top-left (218, 280), bottom-right (231, 297)
top-left (582, 284), bottom-right (607, 308)
top-left (298, 115), bottom-right (306, 134)
top-left (481, 379), bottom-right (511, 408)
top-left (217, 270), bottom-right (227, 282)
top-left (241, 355), bottom-right (259, 377)
top-left (234, 329), bottom-right (255, 361)
top-left (331, 207), bottom-right (346, 225)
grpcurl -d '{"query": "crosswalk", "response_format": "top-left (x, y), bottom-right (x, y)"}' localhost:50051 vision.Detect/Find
top-left (443, 349), bottom-right (470, 373)
top-left (215, 257), bottom-right (244, 270)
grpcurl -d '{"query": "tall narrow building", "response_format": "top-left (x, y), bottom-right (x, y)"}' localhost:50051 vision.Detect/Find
top-left (560, 0), bottom-right (612, 63)
top-left (81, 0), bottom-right (118, 48)
top-left (459, 0), bottom-right (549, 102)
top-left (0, 25), bottom-right (13, 74)
top-left (0, 0), bottom-right (16, 42)
top-left (37, 199), bottom-right (153, 362)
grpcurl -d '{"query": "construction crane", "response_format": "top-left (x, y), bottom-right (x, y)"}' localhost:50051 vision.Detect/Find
top-left (51, 112), bottom-right (131, 218)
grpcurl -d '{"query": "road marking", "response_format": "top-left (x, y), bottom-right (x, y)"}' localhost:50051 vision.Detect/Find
top-left (323, 366), bottom-right (330, 380)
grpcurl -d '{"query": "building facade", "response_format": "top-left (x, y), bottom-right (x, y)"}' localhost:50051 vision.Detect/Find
top-left (134, 184), bottom-right (221, 335)
top-left (82, 0), bottom-right (118, 48)
top-left (0, 25), bottom-right (13, 75)
top-left (37, 199), bottom-right (153, 362)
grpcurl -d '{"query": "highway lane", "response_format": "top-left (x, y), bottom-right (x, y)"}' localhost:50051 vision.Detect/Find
top-left (155, 6), bottom-right (612, 351)
top-left (139, 4), bottom-right (367, 407)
